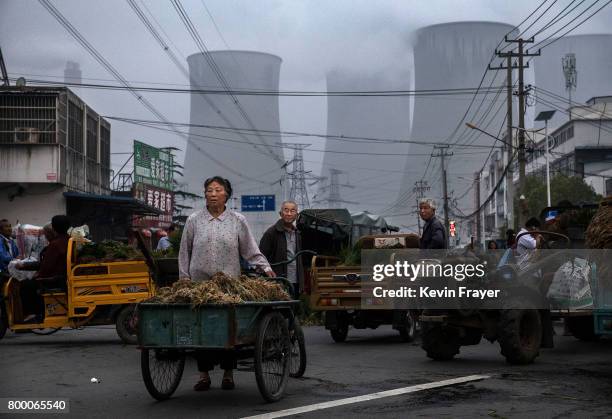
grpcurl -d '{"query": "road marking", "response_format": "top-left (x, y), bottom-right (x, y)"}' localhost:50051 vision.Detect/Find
top-left (242, 374), bottom-right (490, 419)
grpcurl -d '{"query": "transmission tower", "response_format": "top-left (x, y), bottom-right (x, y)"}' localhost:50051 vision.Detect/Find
top-left (314, 168), bottom-right (357, 208)
top-left (283, 143), bottom-right (312, 209)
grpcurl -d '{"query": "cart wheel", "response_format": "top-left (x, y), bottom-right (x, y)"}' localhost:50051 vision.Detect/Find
top-left (116, 305), bottom-right (139, 345)
top-left (30, 328), bottom-right (61, 335)
top-left (255, 312), bottom-right (291, 402)
top-left (141, 348), bottom-right (185, 401)
top-left (289, 319), bottom-right (307, 378)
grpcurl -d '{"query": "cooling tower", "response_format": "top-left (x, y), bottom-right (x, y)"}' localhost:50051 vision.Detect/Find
top-left (533, 34), bottom-right (612, 129)
top-left (317, 70), bottom-right (411, 219)
top-left (397, 21), bottom-right (518, 232)
top-left (183, 51), bottom-right (285, 238)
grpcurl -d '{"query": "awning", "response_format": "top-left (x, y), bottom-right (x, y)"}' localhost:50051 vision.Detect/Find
top-left (63, 191), bottom-right (162, 216)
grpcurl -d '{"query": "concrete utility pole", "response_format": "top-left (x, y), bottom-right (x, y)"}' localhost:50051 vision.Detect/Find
top-left (432, 145), bottom-right (452, 247)
top-left (492, 37), bottom-right (540, 227)
top-left (413, 180), bottom-right (431, 235)
top-left (474, 171), bottom-right (482, 247)
top-left (0, 47), bottom-right (9, 86)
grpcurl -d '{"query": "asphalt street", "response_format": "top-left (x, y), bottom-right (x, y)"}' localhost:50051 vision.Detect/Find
top-left (2, 324), bottom-right (612, 418)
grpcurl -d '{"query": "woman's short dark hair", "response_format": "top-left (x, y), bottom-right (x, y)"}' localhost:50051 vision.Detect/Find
top-left (51, 215), bottom-right (71, 235)
top-left (204, 176), bottom-right (232, 199)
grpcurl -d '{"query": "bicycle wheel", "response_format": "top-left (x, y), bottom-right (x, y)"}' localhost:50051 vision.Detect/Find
top-left (116, 305), bottom-right (139, 345)
top-left (289, 319), bottom-right (307, 378)
top-left (255, 312), bottom-right (290, 402)
top-left (141, 348), bottom-right (185, 401)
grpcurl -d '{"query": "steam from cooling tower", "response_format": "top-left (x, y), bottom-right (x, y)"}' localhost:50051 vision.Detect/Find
top-left (182, 50), bottom-right (285, 238)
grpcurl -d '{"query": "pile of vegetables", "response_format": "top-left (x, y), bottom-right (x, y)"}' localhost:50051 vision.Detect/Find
top-left (77, 241), bottom-right (144, 264)
top-left (144, 273), bottom-right (290, 306)
top-left (586, 197), bottom-right (612, 249)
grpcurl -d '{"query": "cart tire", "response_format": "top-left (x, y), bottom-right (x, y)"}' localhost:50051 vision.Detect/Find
top-left (565, 316), bottom-right (600, 341)
top-left (421, 323), bottom-right (461, 361)
top-left (30, 328), bottom-right (61, 335)
top-left (289, 319), bottom-right (307, 378)
top-left (398, 311), bottom-right (418, 342)
top-left (141, 348), bottom-right (185, 401)
top-left (116, 305), bottom-right (139, 345)
top-left (499, 308), bottom-right (541, 365)
top-left (0, 301), bottom-right (7, 340)
top-left (255, 312), bottom-right (290, 402)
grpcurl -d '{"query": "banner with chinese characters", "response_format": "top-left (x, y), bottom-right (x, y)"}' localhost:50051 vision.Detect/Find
top-left (133, 140), bottom-right (174, 190)
top-left (133, 183), bottom-right (174, 228)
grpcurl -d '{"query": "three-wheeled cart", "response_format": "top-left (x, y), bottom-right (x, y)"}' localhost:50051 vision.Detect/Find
top-left (139, 300), bottom-right (304, 402)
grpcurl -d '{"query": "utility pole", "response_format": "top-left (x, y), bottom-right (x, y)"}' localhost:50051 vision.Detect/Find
top-left (491, 37), bottom-right (540, 227)
top-left (0, 47), bottom-right (9, 86)
top-left (413, 180), bottom-right (431, 235)
top-left (432, 145), bottom-right (452, 247)
top-left (562, 53), bottom-right (577, 121)
top-left (474, 171), bottom-right (481, 247)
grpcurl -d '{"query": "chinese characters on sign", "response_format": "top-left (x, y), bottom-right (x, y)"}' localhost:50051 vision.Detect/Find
top-left (133, 140), bottom-right (174, 190)
top-left (133, 183), bottom-right (174, 228)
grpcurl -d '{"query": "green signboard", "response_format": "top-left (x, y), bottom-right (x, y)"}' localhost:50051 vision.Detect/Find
top-left (133, 140), bottom-right (174, 190)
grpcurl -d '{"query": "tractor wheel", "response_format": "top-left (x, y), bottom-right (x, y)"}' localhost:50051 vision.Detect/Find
top-left (498, 308), bottom-right (542, 365)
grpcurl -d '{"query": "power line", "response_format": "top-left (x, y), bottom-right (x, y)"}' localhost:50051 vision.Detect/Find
top-left (104, 115), bottom-right (506, 149)
top-left (37, 0), bottom-right (260, 184)
top-left (171, 0), bottom-right (283, 165)
top-left (114, 117), bottom-right (495, 157)
top-left (7, 77), bottom-right (507, 97)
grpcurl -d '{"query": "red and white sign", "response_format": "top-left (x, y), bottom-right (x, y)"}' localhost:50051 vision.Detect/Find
top-left (133, 183), bottom-right (174, 229)
top-left (46, 173), bottom-right (57, 181)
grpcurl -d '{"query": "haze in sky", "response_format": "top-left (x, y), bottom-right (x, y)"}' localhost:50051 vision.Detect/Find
top-left (2, 0), bottom-right (611, 219)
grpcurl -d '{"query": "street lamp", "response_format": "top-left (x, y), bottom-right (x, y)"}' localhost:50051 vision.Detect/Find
top-left (534, 110), bottom-right (556, 207)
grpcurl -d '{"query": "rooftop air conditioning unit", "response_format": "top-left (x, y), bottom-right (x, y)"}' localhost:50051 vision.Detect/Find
top-left (14, 127), bottom-right (40, 144)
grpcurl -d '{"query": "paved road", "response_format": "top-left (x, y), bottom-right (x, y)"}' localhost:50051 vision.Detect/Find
top-left (2, 325), bottom-right (612, 418)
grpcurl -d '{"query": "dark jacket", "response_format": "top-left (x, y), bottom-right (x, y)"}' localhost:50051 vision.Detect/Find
top-left (419, 216), bottom-right (447, 249)
top-left (37, 234), bottom-right (70, 281)
top-left (259, 219), bottom-right (303, 287)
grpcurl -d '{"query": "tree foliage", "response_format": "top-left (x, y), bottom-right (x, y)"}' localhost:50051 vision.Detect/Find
top-left (515, 174), bottom-right (602, 219)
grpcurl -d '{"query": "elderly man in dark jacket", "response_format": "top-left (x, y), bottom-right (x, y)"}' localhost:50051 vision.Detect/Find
top-left (419, 198), bottom-right (447, 249)
top-left (259, 200), bottom-right (303, 299)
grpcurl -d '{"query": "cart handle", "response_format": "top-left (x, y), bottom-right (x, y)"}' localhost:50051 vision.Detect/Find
top-left (269, 250), bottom-right (317, 267)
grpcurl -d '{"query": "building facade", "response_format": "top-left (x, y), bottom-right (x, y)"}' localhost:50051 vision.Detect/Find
top-left (0, 86), bottom-right (111, 226)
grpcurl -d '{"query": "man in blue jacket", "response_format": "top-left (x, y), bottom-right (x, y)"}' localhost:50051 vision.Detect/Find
top-left (0, 219), bottom-right (19, 274)
top-left (418, 199), bottom-right (447, 249)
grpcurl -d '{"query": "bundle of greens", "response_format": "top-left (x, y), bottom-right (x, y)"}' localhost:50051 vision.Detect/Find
top-left (144, 273), bottom-right (290, 306)
top-left (77, 241), bottom-right (144, 264)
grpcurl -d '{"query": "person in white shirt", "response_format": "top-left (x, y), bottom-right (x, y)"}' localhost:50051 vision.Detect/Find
top-left (516, 217), bottom-right (543, 257)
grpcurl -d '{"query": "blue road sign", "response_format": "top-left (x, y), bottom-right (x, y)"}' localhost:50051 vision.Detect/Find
top-left (241, 195), bottom-right (276, 212)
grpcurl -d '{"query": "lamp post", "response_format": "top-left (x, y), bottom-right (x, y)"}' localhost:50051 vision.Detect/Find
top-left (534, 111), bottom-right (556, 207)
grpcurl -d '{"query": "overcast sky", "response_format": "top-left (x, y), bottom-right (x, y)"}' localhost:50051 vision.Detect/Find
top-left (2, 0), bottom-right (611, 184)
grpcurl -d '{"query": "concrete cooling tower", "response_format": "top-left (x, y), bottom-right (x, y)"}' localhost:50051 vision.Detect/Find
top-left (397, 21), bottom-right (518, 233)
top-left (533, 34), bottom-right (612, 130)
top-left (317, 70), bottom-right (411, 219)
top-left (183, 51), bottom-right (285, 238)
